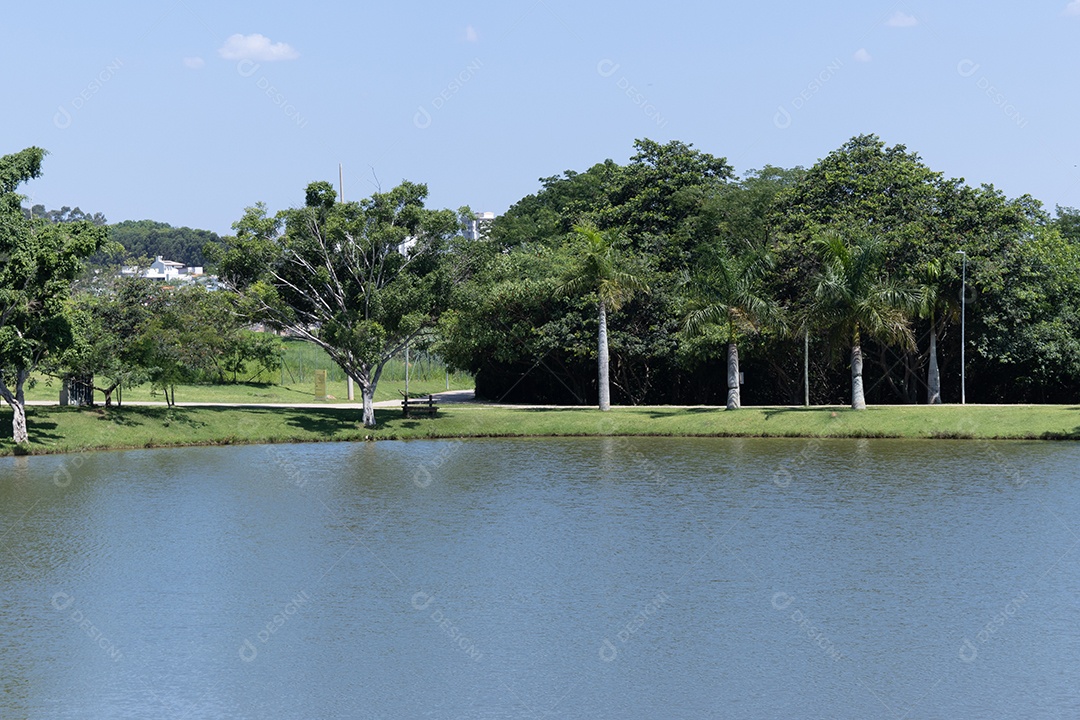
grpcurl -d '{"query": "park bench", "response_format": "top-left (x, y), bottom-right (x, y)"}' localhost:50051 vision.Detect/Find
top-left (401, 392), bottom-right (439, 419)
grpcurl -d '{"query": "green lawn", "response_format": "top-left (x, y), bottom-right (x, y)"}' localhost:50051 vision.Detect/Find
top-left (3, 404), bottom-right (1079, 456)
top-left (22, 338), bottom-right (473, 405)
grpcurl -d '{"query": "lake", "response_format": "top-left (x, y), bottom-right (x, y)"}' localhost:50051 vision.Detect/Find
top-left (2, 437), bottom-right (1078, 718)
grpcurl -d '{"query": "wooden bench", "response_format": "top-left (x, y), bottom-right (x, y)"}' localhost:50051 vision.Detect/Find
top-left (401, 393), bottom-right (439, 418)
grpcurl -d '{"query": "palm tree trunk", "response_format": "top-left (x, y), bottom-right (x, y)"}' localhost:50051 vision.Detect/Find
top-left (726, 343), bottom-right (740, 410)
top-left (598, 299), bottom-right (610, 411)
top-left (927, 323), bottom-right (942, 404)
top-left (851, 345), bottom-right (866, 410)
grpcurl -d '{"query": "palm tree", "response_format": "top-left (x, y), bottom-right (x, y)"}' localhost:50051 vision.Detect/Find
top-left (683, 242), bottom-right (780, 410)
top-left (559, 224), bottom-right (649, 411)
top-left (811, 231), bottom-right (920, 409)
top-left (916, 258), bottom-right (958, 404)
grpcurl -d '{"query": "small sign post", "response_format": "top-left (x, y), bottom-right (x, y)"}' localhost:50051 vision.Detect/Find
top-left (314, 370), bottom-right (327, 400)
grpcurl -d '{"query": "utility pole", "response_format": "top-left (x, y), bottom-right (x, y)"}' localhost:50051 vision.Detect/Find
top-left (955, 250), bottom-right (967, 405)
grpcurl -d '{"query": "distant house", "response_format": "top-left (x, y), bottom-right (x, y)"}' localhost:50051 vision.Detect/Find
top-left (121, 256), bottom-right (206, 283)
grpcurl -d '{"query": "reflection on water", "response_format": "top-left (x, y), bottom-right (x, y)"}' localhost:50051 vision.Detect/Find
top-left (2, 438), bottom-right (1079, 718)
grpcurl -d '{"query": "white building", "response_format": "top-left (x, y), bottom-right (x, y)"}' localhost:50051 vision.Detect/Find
top-left (122, 256), bottom-right (204, 282)
top-left (465, 211), bottom-right (495, 240)
top-left (394, 210), bottom-right (494, 255)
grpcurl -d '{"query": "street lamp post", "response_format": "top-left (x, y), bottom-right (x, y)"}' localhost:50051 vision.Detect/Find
top-left (955, 250), bottom-right (966, 405)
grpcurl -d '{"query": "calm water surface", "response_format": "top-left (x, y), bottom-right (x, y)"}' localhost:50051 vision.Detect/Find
top-left (2, 437), bottom-right (1079, 718)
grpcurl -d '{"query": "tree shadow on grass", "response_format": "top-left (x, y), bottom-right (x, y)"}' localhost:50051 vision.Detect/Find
top-left (490, 406), bottom-right (718, 420)
top-left (95, 405), bottom-right (209, 429)
top-left (642, 407), bottom-right (717, 418)
top-left (1040, 426), bottom-right (1080, 440)
top-left (281, 407), bottom-right (367, 436)
top-left (18, 421), bottom-right (62, 448)
top-left (761, 407), bottom-right (844, 421)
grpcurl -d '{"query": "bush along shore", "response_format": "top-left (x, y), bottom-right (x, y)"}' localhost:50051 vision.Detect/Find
top-left (2, 404), bottom-right (1079, 457)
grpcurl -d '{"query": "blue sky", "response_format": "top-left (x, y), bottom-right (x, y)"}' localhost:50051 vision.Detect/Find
top-left (5, 0), bottom-right (1079, 235)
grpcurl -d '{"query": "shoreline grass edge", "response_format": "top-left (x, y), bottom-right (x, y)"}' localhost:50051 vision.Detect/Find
top-left (2, 404), bottom-right (1079, 457)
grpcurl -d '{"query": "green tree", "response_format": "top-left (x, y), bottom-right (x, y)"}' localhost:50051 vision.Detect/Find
top-left (0, 147), bottom-right (107, 442)
top-left (967, 224), bottom-right (1080, 401)
top-left (810, 232), bottom-right (919, 409)
top-left (49, 278), bottom-right (156, 406)
top-left (558, 224), bottom-right (649, 411)
top-left (771, 134), bottom-right (1036, 404)
top-left (683, 242), bottom-right (779, 409)
top-left (214, 180), bottom-right (464, 427)
top-left (1055, 205), bottom-right (1080, 243)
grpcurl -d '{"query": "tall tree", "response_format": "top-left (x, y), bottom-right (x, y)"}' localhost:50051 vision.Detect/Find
top-left (214, 180), bottom-right (465, 427)
top-left (558, 224), bottom-right (649, 411)
top-left (0, 147), bottom-right (107, 442)
top-left (810, 232), bottom-right (919, 409)
top-left (915, 258), bottom-right (959, 404)
top-left (683, 242), bottom-right (779, 409)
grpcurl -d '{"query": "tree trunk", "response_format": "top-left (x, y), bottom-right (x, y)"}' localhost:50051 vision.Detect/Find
top-left (100, 380), bottom-right (120, 407)
top-left (1, 370), bottom-right (30, 444)
top-left (927, 324), bottom-right (942, 404)
top-left (11, 401), bottom-right (27, 444)
top-left (362, 385), bottom-right (376, 428)
top-left (726, 342), bottom-right (741, 410)
top-left (598, 299), bottom-right (610, 411)
top-left (851, 345), bottom-right (866, 410)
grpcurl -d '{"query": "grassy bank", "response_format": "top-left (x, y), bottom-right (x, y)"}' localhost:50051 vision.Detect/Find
top-left (21, 337), bottom-right (474, 405)
top-left (2, 404), bottom-right (1079, 457)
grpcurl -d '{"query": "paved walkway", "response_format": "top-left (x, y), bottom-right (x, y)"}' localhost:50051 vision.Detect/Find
top-left (25, 389), bottom-right (478, 410)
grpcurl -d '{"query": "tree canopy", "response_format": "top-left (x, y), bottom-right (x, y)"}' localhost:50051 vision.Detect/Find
top-left (444, 135), bottom-right (1079, 406)
top-left (212, 180), bottom-right (470, 426)
top-left (1, 147), bottom-right (108, 442)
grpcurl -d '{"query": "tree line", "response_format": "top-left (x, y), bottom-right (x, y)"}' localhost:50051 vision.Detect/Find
top-left (441, 136), bottom-right (1080, 408)
top-left (3, 135), bottom-right (1079, 442)
top-left (22, 204), bottom-right (220, 266)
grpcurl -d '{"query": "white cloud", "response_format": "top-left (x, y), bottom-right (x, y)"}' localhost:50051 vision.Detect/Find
top-left (887, 11), bottom-right (919, 27)
top-left (183, 56), bottom-right (205, 69)
top-left (1065, 1), bottom-right (1080, 15)
top-left (218, 33), bottom-right (299, 62)
top-left (465, 25), bottom-right (479, 42)
top-left (854, 48), bottom-right (873, 63)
